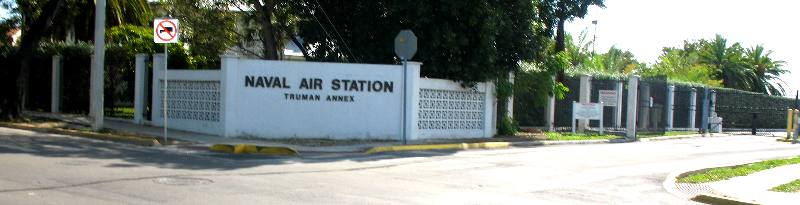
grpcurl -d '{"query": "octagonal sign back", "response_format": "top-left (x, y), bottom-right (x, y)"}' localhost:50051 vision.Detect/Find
top-left (394, 30), bottom-right (417, 61)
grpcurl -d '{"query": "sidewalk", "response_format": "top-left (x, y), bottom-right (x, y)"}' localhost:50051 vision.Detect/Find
top-left (22, 111), bottom-right (731, 154)
top-left (707, 164), bottom-right (800, 204)
top-left (24, 111), bottom-right (392, 153)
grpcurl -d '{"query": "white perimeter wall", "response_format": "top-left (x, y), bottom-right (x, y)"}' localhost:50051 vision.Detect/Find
top-left (151, 54), bottom-right (223, 135)
top-left (416, 78), bottom-right (496, 139)
top-left (146, 55), bottom-right (497, 140)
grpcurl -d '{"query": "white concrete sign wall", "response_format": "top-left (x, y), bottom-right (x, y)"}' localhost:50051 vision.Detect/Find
top-left (222, 58), bottom-right (410, 139)
top-left (144, 55), bottom-right (497, 140)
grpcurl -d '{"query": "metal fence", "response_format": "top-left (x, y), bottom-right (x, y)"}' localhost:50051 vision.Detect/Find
top-left (637, 76), bottom-right (667, 135)
top-left (514, 74), bottom-right (796, 136)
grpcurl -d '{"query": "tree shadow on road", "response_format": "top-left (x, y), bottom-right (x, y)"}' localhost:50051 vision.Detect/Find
top-left (0, 128), bottom-right (462, 171)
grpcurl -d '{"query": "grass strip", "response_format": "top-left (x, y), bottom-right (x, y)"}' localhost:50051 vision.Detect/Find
top-left (771, 179), bottom-right (800, 192)
top-left (677, 156), bottom-right (800, 183)
top-left (544, 132), bottom-right (621, 141)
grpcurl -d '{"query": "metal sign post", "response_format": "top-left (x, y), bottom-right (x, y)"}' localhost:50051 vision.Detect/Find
top-left (394, 30), bottom-right (417, 145)
top-left (154, 18), bottom-right (179, 144)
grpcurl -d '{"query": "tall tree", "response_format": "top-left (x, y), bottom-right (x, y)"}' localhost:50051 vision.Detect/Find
top-left (745, 45), bottom-right (788, 95)
top-left (537, 0), bottom-right (604, 82)
top-left (170, 0), bottom-right (238, 62)
top-left (698, 34), bottom-right (755, 91)
top-left (296, 0), bottom-right (546, 83)
top-left (39, 0), bottom-right (152, 42)
top-left (1, 0), bottom-right (64, 119)
top-left (537, 0), bottom-right (604, 53)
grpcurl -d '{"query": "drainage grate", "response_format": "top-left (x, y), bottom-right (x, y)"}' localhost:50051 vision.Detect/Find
top-left (675, 182), bottom-right (716, 197)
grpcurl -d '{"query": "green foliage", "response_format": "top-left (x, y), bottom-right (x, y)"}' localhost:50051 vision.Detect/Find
top-left (559, 31), bottom-right (644, 78)
top-left (745, 45), bottom-right (788, 96)
top-left (297, 0), bottom-right (545, 83)
top-left (649, 35), bottom-right (789, 95)
top-left (513, 53), bottom-right (571, 126)
top-left (106, 25), bottom-right (157, 54)
top-left (771, 179), bottom-right (800, 193)
top-left (561, 32), bottom-right (789, 96)
top-left (544, 132), bottom-right (620, 141)
top-left (170, 0), bottom-right (237, 63)
top-left (645, 48), bottom-right (722, 87)
top-left (677, 156), bottom-right (800, 183)
top-left (698, 35), bottom-right (754, 91)
top-left (9, 0), bottom-right (152, 41)
top-left (497, 115), bottom-right (518, 136)
top-left (518, 52), bottom-right (571, 104)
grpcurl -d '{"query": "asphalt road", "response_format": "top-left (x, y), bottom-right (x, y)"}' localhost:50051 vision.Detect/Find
top-left (1, 127), bottom-right (799, 204)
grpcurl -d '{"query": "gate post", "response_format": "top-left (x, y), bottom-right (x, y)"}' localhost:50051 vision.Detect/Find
top-left (614, 80), bottom-right (623, 128)
top-left (751, 113), bottom-right (757, 135)
top-left (626, 75), bottom-right (639, 139)
top-left (545, 76), bottom-right (556, 131)
top-left (666, 85), bottom-right (675, 131)
top-left (638, 83), bottom-right (651, 130)
top-left (794, 110), bottom-right (800, 143)
top-left (133, 54), bottom-right (147, 124)
top-left (403, 62), bottom-right (422, 141)
top-left (51, 55), bottom-right (62, 113)
top-left (701, 88), bottom-right (710, 134)
top-left (788, 109), bottom-right (795, 140)
top-left (689, 88), bottom-right (697, 129)
top-left (579, 75), bottom-right (591, 131)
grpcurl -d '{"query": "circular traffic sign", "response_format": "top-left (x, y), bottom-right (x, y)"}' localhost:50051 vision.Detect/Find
top-left (156, 20), bottom-right (178, 42)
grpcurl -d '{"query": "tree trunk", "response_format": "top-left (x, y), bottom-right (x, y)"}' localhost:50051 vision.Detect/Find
top-left (1, 0), bottom-right (64, 120)
top-left (555, 18), bottom-right (566, 53)
top-left (554, 17), bottom-right (566, 83)
top-left (289, 35), bottom-right (310, 59)
top-left (251, 0), bottom-right (279, 60)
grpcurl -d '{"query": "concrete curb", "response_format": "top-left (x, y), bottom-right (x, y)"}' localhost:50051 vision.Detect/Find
top-left (663, 167), bottom-right (703, 200)
top-left (691, 194), bottom-right (760, 205)
top-left (209, 144), bottom-right (299, 156)
top-left (364, 142), bottom-right (511, 154)
top-left (662, 158), bottom-right (777, 203)
top-left (364, 134), bottom-right (736, 154)
top-left (507, 138), bottom-right (632, 148)
top-left (0, 122), bottom-right (161, 146)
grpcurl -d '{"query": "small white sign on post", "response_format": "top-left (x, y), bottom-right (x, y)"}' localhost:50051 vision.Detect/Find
top-left (599, 90), bottom-right (617, 107)
top-left (154, 18), bottom-right (179, 144)
top-left (572, 101), bottom-right (604, 134)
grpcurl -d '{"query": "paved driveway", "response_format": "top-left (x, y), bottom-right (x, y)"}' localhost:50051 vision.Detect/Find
top-left (1, 127), bottom-right (798, 204)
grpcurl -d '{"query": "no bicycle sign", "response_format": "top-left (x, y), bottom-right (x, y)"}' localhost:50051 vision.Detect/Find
top-left (153, 19), bottom-right (179, 43)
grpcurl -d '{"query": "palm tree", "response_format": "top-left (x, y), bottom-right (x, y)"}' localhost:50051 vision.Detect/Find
top-left (746, 45), bottom-right (789, 95)
top-left (39, 0), bottom-right (153, 42)
top-left (698, 34), bottom-right (755, 91)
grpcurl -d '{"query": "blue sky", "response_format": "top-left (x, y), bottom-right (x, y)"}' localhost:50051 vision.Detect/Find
top-left (567, 0), bottom-right (799, 97)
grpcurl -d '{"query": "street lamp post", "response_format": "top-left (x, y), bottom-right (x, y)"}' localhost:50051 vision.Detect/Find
top-left (591, 20), bottom-right (598, 56)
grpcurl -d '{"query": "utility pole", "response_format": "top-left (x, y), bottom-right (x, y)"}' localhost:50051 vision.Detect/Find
top-left (90, 0), bottom-right (106, 131)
